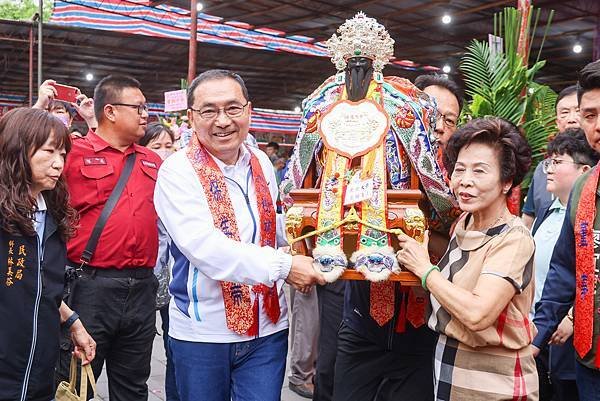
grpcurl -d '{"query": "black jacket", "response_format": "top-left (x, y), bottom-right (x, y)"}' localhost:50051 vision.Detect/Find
top-left (0, 213), bottom-right (66, 401)
top-left (343, 281), bottom-right (436, 353)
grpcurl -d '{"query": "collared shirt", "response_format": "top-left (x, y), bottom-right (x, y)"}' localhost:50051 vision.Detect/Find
top-left (154, 144), bottom-right (292, 343)
top-left (64, 130), bottom-right (162, 268)
top-left (532, 197), bottom-right (566, 317)
top-left (34, 193), bottom-right (47, 244)
top-left (523, 163), bottom-right (554, 217)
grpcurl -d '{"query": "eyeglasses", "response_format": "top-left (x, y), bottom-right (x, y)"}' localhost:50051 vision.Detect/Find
top-left (190, 102), bottom-right (249, 120)
top-left (542, 158), bottom-right (582, 173)
top-left (435, 112), bottom-right (457, 128)
top-left (111, 103), bottom-right (148, 115)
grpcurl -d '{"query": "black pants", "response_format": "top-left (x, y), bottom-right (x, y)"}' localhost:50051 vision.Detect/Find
top-left (313, 282), bottom-right (344, 401)
top-left (332, 323), bottom-right (434, 401)
top-left (56, 271), bottom-right (157, 401)
top-left (536, 348), bottom-right (579, 401)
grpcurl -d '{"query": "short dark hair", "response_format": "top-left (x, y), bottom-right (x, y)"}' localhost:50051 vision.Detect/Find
top-left (187, 69), bottom-right (249, 108)
top-left (49, 100), bottom-right (75, 117)
top-left (266, 141), bottom-right (279, 150)
top-left (577, 60), bottom-right (600, 104)
top-left (139, 122), bottom-right (175, 147)
top-left (547, 128), bottom-right (599, 167)
top-left (414, 73), bottom-right (463, 111)
top-left (443, 117), bottom-right (532, 189)
top-left (556, 85), bottom-right (578, 106)
top-left (93, 75), bottom-right (142, 122)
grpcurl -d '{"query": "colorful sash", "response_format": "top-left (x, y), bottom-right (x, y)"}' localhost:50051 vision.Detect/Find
top-left (313, 82), bottom-right (399, 283)
top-left (574, 164), bottom-right (600, 366)
top-left (186, 135), bottom-right (280, 336)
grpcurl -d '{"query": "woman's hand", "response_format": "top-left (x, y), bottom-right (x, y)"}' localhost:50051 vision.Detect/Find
top-left (32, 79), bottom-right (57, 110)
top-left (73, 93), bottom-right (98, 129)
top-left (548, 315), bottom-right (574, 345)
top-left (396, 230), bottom-right (432, 277)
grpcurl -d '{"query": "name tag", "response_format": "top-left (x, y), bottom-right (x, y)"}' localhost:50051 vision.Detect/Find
top-left (344, 175), bottom-right (373, 205)
top-left (141, 160), bottom-right (158, 169)
top-left (83, 156), bottom-right (107, 166)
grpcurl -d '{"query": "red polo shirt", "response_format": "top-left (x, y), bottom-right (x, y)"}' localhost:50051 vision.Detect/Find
top-left (64, 131), bottom-right (162, 269)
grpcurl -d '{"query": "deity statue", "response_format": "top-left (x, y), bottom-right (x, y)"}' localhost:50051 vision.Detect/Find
top-left (281, 12), bottom-right (458, 284)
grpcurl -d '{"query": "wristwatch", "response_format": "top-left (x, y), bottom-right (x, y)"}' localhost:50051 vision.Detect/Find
top-left (62, 311), bottom-right (80, 330)
top-left (567, 307), bottom-right (574, 323)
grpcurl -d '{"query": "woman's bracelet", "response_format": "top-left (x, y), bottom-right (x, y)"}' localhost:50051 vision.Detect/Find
top-left (421, 265), bottom-right (440, 291)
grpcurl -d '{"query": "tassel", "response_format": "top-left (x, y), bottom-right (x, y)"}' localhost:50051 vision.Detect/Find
top-left (246, 297), bottom-right (259, 337)
top-left (395, 288), bottom-right (408, 333)
top-left (262, 285), bottom-right (281, 324)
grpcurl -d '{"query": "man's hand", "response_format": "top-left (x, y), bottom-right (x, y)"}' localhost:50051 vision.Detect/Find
top-left (549, 315), bottom-right (574, 345)
top-left (73, 93), bottom-right (98, 129)
top-left (70, 320), bottom-right (96, 365)
top-left (32, 79), bottom-right (57, 110)
top-left (286, 255), bottom-right (326, 294)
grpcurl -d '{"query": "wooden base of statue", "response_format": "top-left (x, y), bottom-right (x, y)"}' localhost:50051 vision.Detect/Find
top-left (285, 188), bottom-right (425, 286)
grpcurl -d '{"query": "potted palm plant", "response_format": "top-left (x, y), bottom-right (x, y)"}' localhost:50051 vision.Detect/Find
top-left (459, 6), bottom-right (556, 209)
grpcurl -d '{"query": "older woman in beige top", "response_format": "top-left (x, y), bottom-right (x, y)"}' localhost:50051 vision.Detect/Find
top-left (397, 117), bottom-right (538, 401)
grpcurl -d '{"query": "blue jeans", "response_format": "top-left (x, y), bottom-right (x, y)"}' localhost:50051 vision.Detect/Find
top-left (576, 361), bottom-right (600, 401)
top-left (169, 329), bottom-right (288, 401)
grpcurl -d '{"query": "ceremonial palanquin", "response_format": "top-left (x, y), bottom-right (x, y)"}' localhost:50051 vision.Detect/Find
top-left (280, 13), bottom-right (458, 285)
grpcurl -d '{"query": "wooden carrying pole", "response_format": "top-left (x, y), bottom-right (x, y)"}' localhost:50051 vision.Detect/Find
top-left (507, 0), bottom-right (532, 215)
top-left (187, 0), bottom-right (198, 86)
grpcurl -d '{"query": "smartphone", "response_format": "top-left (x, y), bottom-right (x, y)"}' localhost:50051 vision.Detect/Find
top-left (50, 83), bottom-right (80, 103)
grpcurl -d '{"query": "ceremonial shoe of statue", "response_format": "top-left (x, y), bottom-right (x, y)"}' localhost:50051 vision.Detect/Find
top-left (351, 246), bottom-right (399, 282)
top-left (312, 245), bottom-right (347, 282)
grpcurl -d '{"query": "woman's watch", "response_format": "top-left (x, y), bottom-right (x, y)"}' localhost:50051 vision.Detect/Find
top-left (62, 311), bottom-right (80, 330)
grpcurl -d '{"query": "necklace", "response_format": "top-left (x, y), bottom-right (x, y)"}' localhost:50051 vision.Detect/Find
top-left (471, 210), bottom-right (508, 232)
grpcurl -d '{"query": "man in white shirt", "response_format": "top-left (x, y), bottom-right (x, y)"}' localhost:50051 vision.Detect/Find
top-left (154, 69), bottom-right (325, 401)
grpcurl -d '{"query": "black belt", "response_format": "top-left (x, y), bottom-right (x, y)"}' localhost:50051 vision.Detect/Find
top-left (67, 262), bottom-right (153, 279)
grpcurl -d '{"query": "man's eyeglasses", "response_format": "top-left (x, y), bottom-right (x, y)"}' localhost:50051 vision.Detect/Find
top-left (111, 103), bottom-right (148, 115)
top-left (435, 112), bottom-right (457, 128)
top-left (542, 158), bottom-right (582, 173)
top-left (190, 102), bottom-right (249, 120)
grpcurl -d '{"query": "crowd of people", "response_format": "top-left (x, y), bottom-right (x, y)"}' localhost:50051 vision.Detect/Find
top-left (1, 50), bottom-right (600, 401)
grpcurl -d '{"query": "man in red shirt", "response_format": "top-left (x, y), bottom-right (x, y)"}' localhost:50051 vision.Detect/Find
top-left (56, 75), bottom-right (161, 401)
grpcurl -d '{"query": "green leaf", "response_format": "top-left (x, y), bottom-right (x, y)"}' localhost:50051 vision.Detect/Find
top-left (0, 0), bottom-right (53, 21)
top-left (459, 6), bottom-right (555, 192)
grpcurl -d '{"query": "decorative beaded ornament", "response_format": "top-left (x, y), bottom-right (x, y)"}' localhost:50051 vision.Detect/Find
top-left (325, 12), bottom-right (395, 73)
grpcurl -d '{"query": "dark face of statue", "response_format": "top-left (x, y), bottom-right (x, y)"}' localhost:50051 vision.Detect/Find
top-left (345, 57), bottom-right (373, 101)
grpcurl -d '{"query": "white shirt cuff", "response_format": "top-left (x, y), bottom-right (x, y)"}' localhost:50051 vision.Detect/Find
top-left (270, 249), bottom-right (292, 283)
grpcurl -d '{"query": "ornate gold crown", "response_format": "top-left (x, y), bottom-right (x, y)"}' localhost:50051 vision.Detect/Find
top-left (326, 12), bottom-right (394, 73)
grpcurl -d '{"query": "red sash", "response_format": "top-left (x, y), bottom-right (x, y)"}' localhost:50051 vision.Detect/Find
top-left (186, 135), bottom-right (280, 336)
top-left (574, 164), bottom-right (600, 366)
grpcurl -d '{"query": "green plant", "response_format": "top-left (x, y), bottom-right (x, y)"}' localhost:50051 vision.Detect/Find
top-left (0, 0), bottom-right (53, 21)
top-left (459, 6), bottom-right (556, 189)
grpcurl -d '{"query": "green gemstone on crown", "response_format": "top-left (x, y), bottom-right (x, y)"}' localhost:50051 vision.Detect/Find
top-left (354, 49), bottom-right (361, 56)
